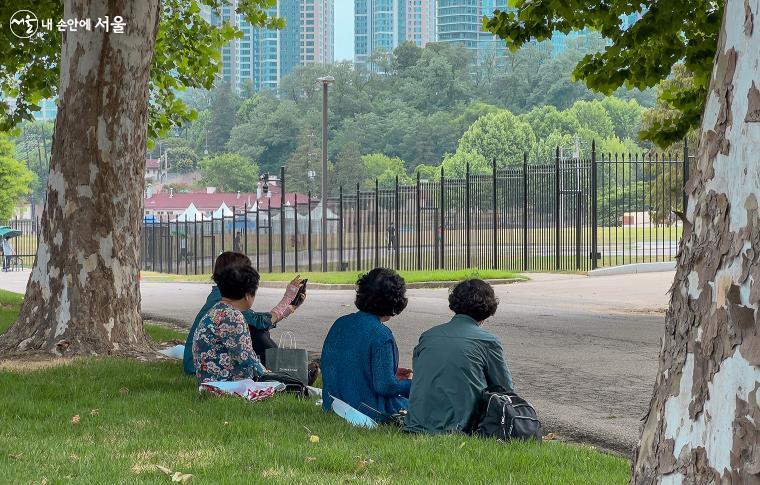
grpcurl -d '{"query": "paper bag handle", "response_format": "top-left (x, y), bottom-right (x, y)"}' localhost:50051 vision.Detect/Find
top-left (278, 331), bottom-right (297, 349)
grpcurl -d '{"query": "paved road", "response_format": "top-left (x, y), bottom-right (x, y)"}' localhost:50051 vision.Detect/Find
top-left (1, 270), bottom-right (673, 455)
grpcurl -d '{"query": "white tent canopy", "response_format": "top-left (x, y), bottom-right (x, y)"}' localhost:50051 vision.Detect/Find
top-left (174, 203), bottom-right (210, 222)
top-left (212, 202), bottom-right (234, 218)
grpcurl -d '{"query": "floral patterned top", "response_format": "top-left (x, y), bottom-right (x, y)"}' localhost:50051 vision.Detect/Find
top-left (192, 302), bottom-right (266, 383)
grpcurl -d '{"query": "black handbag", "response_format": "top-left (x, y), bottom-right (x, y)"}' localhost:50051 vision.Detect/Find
top-left (475, 391), bottom-right (542, 441)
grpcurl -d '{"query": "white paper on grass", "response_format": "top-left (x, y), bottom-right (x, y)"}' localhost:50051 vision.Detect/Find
top-left (330, 395), bottom-right (378, 429)
top-left (158, 344), bottom-right (185, 359)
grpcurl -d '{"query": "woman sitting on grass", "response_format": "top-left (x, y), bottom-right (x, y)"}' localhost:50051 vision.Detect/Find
top-left (192, 264), bottom-right (266, 382)
top-left (320, 268), bottom-right (411, 422)
top-left (183, 251), bottom-right (304, 376)
top-left (404, 279), bottom-right (513, 434)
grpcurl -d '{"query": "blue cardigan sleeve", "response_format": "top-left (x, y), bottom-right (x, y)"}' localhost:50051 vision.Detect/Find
top-left (370, 339), bottom-right (412, 397)
top-left (243, 310), bottom-right (273, 330)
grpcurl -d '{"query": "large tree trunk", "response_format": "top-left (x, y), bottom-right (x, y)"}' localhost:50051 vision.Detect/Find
top-left (632, 0), bottom-right (760, 482)
top-left (0, 0), bottom-right (160, 355)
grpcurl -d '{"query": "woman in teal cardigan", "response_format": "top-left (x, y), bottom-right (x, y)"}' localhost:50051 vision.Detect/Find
top-left (183, 252), bottom-right (303, 375)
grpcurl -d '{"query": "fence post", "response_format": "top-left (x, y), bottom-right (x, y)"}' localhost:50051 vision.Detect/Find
top-left (280, 166), bottom-right (286, 273)
top-left (492, 158), bottom-right (497, 270)
top-left (200, 215), bottom-right (205, 274)
top-left (465, 162), bottom-right (471, 268)
top-left (416, 172), bottom-right (421, 271)
top-left (356, 183), bottom-right (361, 271)
top-left (591, 140), bottom-right (598, 270)
top-left (555, 146), bottom-right (560, 271)
top-left (175, 218), bottom-right (180, 274)
top-left (440, 167), bottom-right (445, 269)
top-left (374, 179), bottom-right (379, 268)
top-left (339, 185), bottom-right (344, 271)
top-left (232, 205), bottom-right (236, 251)
top-left (522, 152), bottom-right (528, 271)
top-left (244, 203), bottom-right (249, 256)
top-left (255, 202), bottom-right (260, 270)
top-left (267, 202), bottom-right (272, 273)
top-left (683, 137), bottom-right (689, 212)
top-left (194, 214), bottom-right (198, 275)
top-left (294, 196), bottom-right (299, 273)
top-left (576, 191), bottom-right (582, 270)
top-left (308, 191), bottom-right (313, 272)
top-left (394, 175), bottom-right (400, 270)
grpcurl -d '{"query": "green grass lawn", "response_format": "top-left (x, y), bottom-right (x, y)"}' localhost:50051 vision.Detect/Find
top-left (0, 291), bottom-right (630, 483)
top-left (142, 268), bottom-right (527, 285)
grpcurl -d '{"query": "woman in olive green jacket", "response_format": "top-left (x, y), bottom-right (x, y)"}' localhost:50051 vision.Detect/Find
top-left (404, 279), bottom-right (513, 434)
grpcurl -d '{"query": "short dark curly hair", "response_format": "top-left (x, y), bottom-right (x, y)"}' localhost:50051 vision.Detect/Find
top-left (449, 279), bottom-right (498, 322)
top-left (213, 251), bottom-right (252, 282)
top-left (355, 268), bottom-right (408, 317)
top-left (214, 264), bottom-right (260, 300)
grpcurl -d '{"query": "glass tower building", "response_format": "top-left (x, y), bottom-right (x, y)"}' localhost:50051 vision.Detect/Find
top-left (355, 0), bottom-right (436, 70)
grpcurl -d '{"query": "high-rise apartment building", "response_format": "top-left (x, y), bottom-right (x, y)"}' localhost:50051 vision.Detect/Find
top-left (437, 0), bottom-right (508, 65)
top-left (405, 0), bottom-right (436, 47)
top-left (355, 0), bottom-right (436, 69)
top-left (301, 0), bottom-right (334, 64)
top-left (203, 0), bottom-right (333, 92)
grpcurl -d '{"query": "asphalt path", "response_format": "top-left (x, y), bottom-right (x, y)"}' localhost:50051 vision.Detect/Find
top-left (1, 270), bottom-right (674, 455)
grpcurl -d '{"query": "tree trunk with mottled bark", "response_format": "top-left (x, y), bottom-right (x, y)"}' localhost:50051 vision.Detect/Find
top-left (632, 0), bottom-right (760, 482)
top-left (0, 0), bottom-right (160, 355)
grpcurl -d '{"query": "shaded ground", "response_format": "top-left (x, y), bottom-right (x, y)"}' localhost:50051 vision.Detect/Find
top-left (0, 270), bottom-right (673, 455)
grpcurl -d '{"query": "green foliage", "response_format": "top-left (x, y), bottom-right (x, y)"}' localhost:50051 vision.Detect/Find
top-left (0, 0), bottom-right (283, 138)
top-left (168, 146), bottom-right (199, 174)
top-left (569, 100), bottom-right (614, 140)
top-left (227, 99), bottom-right (304, 173)
top-left (0, 134), bottom-right (33, 220)
top-left (484, 0), bottom-right (723, 146)
top-left (362, 154), bottom-right (413, 188)
top-left (443, 110), bottom-right (536, 176)
top-left (207, 82), bottom-right (241, 154)
top-left (199, 153), bottom-right (259, 192)
top-left (333, 142), bottom-right (365, 191)
top-left (284, 129), bottom-right (322, 194)
top-left (600, 97), bottom-right (644, 141)
top-left (12, 121), bottom-right (52, 203)
top-left (521, 105), bottom-right (580, 141)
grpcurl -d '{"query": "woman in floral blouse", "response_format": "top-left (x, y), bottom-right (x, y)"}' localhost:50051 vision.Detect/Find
top-left (193, 264), bottom-right (266, 383)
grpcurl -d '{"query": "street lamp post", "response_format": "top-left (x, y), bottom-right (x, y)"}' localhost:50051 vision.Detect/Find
top-left (317, 75), bottom-right (334, 272)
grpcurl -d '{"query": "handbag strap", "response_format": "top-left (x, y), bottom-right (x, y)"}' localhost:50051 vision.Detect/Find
top-left (278, 331), bottom-right (297, 349)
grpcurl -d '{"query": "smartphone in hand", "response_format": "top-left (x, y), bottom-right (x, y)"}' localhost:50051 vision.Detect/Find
top-left (290, 279), bottom-right (308, 306)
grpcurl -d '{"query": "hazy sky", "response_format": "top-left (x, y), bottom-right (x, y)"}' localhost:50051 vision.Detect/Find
top-left (334, 0), bottom-right (354, 61)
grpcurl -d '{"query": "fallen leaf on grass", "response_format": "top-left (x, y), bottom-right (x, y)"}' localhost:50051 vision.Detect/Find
top-left (119, 387), bottom-right (130, 395)
top-left (543, 433), bottom-right (556, 441)
top-left (305, 457), bottom-right (316, 463)
top-left (458, 442), bottom-right (466, 449)
top-left (171, 472), bottom-right (193, 482)
top-left (90, 409), bottom-right (100, 417)
top-left (355, 457), bottom-right (374, 471)
top-left (309, 435), bottom-right (320, 443)
top-left (156, 465), bottom-right (173, 475)
top-left (71, 415), bottom-right (80, 426)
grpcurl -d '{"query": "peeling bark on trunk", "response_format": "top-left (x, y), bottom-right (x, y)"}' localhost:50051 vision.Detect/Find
top-left (0, 0), bottom-right (160, 355)
top-left (632, 0), bottom-right (760, 482)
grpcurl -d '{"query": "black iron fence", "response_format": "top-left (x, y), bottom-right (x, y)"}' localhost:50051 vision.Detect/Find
top-left (8, 143), bottom-right (693, 275)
